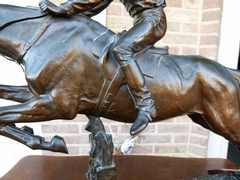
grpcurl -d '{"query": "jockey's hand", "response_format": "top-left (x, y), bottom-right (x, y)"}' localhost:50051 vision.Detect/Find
top-left (39, 0), bottom-right (64, 16)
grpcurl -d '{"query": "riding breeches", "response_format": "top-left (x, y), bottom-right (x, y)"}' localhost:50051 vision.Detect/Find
top-left (112, 6), bottom-right (166, 118)
top-left (112, 6), bottom-right (167, 66)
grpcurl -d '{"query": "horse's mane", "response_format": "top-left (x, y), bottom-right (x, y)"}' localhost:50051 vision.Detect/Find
top-left (0, 4), bottom-right (46, 30)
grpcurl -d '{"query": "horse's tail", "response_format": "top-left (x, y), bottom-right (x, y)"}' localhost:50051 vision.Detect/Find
top-left (227, 68), bottom-right (240, 84)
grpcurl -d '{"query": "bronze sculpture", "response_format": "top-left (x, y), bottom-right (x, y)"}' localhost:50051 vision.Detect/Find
top-left (0, 4), bottom-right (240, 154)
top-left (39, 0), bottom-right (167, 136)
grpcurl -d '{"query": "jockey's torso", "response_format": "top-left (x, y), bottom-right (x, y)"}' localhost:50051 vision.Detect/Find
top-left (120, 0), bottom-right (166, 17)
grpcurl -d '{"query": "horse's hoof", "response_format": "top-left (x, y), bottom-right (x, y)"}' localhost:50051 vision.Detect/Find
top-left (50, 135), bottom-right (68, 154)
top-left (21, 126), bottom-right (34, 134)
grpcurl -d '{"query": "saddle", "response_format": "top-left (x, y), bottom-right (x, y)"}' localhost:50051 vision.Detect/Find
top-left (91, 29), bottom-right (168, 116)
top-left (92, 30), bottom-right (169, 80)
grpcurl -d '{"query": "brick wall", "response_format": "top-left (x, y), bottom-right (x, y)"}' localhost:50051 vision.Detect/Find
top-left (43, 0), bottom-right (223, 157)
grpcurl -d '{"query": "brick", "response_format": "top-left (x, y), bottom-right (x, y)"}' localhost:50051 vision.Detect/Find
top-left (168, 46), bottom-right (180, 54)
top-left (200, 23), bottom-right (220, 34)
top-left (163, 34), bottom-right (198, 45)
top-left (42, 124), bottom-right (79, 133)
top-left (190, 136), bottom-right (208, 147)
top-left (165, 9), bottom-right (199, 22)
top-left (155, 145), bottom-right (188, 154)
top-left (158, 124), bottom-right (190, 133)
top-left (203, 0), bottom-right (223, 10)
top-left (176, 116), bottom-right (192, 123)
top-left (63, 135), bottom-right (90, 144)
top-left (67, 146), bottom-right (80, 155)
top-left (101, 117), bottom-right (116, 123)
top-left (106, 17), bottom-right (133, 30)
top-left (104, 124), bottom-right (118, 134)
top-left (80, 145), bottom-right (91, 155)
top-left (162, 118), bottom-right (175, 123)
top-left (191, 124), bottom-right (210, 136)
top-left (112, 135), bottom-right (131, 144)
top-left (131, 145), bottom-right (154, 154)
top-left (200, 35), bottom-right (219, 45)
top-left (138, 135), bottom-right (172, 144)
top-left (182, 47), bottom-right (197, 55)
top-left (167, 22), bottom-right (181, 32)
top-left (182, 23), bottom-right (199, 33)
top-left (73, 115), bottom-right (89, 122)
top-left (183, 0), bottom-right (202, 10)
top-left (166, 1), bottom-right (183, 8)
top-left (199, 47), bottom-right (218, 58)
top-left (106, 3), bottom-right (122, 16)
top-left (123, 7), bottom-right (130, 17)
top-left (202, 10), bottom-right (222, 22)
top-left (174, 135), bottom-right (189, 143)
top-left (189, 145), bottom-right (207, 157)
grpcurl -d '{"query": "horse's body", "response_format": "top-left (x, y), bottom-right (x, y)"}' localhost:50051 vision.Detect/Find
top-left (1, 4), bottom-right (240, 152)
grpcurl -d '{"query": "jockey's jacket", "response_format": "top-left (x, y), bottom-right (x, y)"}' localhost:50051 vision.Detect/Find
top-left (120, 0), bottom-right (166, 17)
top-left (60, 0), bottom-right (166, 17)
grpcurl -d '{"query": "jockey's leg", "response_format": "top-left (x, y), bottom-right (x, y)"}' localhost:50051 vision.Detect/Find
top-left (113, 8), bottom-right (166, 135)
top-left (113, 45), bottom-right (156, 135)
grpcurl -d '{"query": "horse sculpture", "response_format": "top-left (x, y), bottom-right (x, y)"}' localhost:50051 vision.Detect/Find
top-left (1, 4), bottom-right (240, 153)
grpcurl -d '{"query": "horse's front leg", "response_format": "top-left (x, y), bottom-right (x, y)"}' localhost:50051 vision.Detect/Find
top-left (0, 93), bottom-right (73, 124)
top-left (0, 84), bottom-right (34, 103)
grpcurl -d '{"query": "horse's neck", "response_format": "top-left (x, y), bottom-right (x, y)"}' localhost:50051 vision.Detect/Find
top-left (0, 4), bottom-right (43, 29)
top-left (0, 5), bottom-right (46, 60)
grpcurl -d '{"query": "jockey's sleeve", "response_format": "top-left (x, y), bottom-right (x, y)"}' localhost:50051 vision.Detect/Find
top-left (60, 0), bottom-right (104, 17)
top-left (83, 0), bottom-right (113, 17)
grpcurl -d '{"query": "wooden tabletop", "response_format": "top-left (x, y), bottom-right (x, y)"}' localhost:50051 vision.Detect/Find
top-left (1, 155), bottom-right (238, 180)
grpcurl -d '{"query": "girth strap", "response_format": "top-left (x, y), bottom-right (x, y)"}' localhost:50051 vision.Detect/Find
top-left (93, 44), bottom-right (124, 117)
top-left (94, 69), bottom-right (123, 117)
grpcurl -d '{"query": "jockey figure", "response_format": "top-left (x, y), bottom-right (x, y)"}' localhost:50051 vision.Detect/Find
top-left (39, 0), bottom-right (167, 136)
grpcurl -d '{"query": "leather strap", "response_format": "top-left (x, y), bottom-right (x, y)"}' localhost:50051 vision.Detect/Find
top-left (93, 44), bottom-right (124, 117)
top-left (17, 17), bottom-right (51, 64)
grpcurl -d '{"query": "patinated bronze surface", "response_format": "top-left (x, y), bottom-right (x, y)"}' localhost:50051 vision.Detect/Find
top-left (39, 0), bottom-right (167, 136)
top-left (0, 4), bottom-right (240, 153)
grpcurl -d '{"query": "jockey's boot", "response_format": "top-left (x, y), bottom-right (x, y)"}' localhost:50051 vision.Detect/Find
top-left (121, 61), bottom-right (156, 135)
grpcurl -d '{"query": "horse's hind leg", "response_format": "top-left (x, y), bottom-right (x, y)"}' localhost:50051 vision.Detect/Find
top-left (0, 124), bottom-right (68, 153)
top-left (188, 113), bottom-right (213, 132)
top-left (9, 123), bottom-right (34, 134)
top-left (200, 79), bottom-right (240, 146)
top-left (0, 85), bottom-right (34, 103)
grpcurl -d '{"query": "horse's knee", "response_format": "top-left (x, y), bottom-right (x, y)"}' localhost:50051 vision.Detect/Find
top-left (55, 102), bottom-right (77, 119)
top-left (51, 94), bottom-right (78, 120)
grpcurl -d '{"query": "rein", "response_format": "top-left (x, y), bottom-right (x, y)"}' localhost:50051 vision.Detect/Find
top-left (17, 16), bottom-right (52, 64)
top-left (0, 12), bottom-right (47, 31)
top-left (0, 10), bottom-right (51, 64)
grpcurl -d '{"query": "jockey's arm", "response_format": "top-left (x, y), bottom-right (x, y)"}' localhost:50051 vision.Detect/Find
top-left (83, 0), bottom-right (113, 17)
